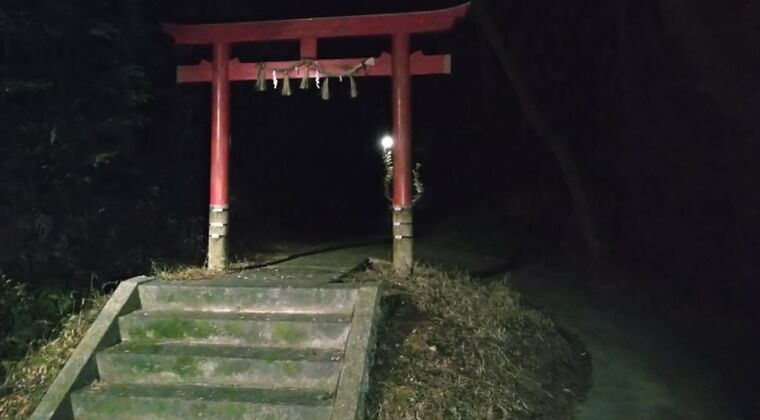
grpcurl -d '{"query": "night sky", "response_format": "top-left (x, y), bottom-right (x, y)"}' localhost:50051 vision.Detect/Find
top-left (1, 0), bottom-right (759, 415)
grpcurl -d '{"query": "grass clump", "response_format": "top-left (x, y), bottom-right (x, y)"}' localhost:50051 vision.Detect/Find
top-left (0, 292), bottom-right (109, 418)
top-left (150, 261), bottom-right (213, 281)
top-left (148, 247), bottom-right (295, 282)
top-left (359, 263), bottom-right (589, 420)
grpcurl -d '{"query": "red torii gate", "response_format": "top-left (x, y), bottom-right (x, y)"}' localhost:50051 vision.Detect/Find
top-left (162, 3), bottom-right (469, 274)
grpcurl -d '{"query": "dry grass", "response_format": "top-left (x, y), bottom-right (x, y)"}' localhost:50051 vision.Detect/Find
top-left (358, 263), bottom-right (589, 420)
top-left (152, 263), bottom-right (215, 281)
top-left (149, 249), bottom-right (292, 281)
top-left (0, 293), bottom-right (109, 419)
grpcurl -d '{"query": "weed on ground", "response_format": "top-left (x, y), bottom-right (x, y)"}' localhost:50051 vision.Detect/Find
top-left (356, 263), bottom-right (590, 419)
top-left (0, 293), bottom-right (108, 418)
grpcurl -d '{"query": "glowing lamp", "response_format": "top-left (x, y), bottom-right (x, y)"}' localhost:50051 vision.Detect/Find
top-left (381, 135), bottom-right (394, 151)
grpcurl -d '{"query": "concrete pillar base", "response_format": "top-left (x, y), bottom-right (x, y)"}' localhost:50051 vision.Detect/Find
top-left (392, 206), bottom-right (413, 276)
top-left (207, 205), bottom-right (229, 271)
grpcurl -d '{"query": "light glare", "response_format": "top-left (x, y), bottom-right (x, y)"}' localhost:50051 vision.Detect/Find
top-left (381, 135), bottom-right (394, 150)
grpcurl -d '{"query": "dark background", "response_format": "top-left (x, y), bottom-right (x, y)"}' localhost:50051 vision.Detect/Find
top-left (1, 0), bottom-right (758, 414)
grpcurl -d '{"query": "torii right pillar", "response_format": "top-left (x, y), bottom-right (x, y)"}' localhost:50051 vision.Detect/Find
top-left (391, 33), bottom-right (414, 276)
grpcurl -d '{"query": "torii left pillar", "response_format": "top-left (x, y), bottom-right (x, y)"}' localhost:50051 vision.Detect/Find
top-left (207, 42), bottom-right (231, 270)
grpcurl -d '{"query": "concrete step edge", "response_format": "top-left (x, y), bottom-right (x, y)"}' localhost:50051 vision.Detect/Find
top-left (138, 283), bottom-right (359, 315)
top-left (101, 342), bottom-right (345, 361)
top-left (120, 310), bottom-right (353, 322)
top-left (117, 310), bottom-right (353, 348)
top-left (95, 349), bottom-right (342, 391)
top-left (71, 383), bottom-right (334, 420)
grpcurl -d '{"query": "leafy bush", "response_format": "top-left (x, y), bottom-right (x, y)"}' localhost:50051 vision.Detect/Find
top-left (0, 1), bottom-right (166, 287)
top-left (0, 289), bottom-right (108, 418)
top-left (0, 275), bottom-right (76, 381)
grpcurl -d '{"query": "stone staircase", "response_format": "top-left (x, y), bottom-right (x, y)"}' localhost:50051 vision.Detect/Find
top-left (35, 270), bottom-right (380, 420)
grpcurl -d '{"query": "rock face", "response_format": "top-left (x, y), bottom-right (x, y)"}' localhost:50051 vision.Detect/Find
top-left (33, 270), bottom-right (380, 420)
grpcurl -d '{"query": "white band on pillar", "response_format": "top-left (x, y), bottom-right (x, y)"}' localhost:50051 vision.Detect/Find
top-left (208, 205), bottom-right (229, 238)
top-left (392, 206), bottom-right (413, 239)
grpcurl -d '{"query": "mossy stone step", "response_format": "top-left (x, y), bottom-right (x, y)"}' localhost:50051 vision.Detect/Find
top-left (70, 384), bottom-right (332, 420)
top-left (118, 310), bottom-right (352, 348)
top-left (96, 343), bottom-right (343, 391)
top-left (105, 341), bottom-right (345, 360)
top-left (139, 281), bottom-right (358, 315)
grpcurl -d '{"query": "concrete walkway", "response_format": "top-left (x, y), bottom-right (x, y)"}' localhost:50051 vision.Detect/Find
top-left (301, 240), bottom-right (738, 420)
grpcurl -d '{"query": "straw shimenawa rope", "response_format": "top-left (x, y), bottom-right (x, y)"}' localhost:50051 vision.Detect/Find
top-left (256, 57), bottom-right (375, 99)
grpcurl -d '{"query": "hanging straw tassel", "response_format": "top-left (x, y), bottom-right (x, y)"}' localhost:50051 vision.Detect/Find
top-left (256, 65), bottom-right (266, 91)
top-left (299, 67), bottom-right (310, 90)
top-left (321, 77), bottom-right (330, 100)
top-left (349, 75), bottom-right (358, 98)
top-left (281, 74), bottom-right (292, 96)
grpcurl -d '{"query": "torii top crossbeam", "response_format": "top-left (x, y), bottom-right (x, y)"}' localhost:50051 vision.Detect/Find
top-left (163, 4), bottom-right (468, 44)
top-left (162, 3), bottom-right (469, 273)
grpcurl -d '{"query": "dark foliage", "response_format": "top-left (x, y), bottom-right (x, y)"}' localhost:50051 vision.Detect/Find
top-left (1, 0), bottom-right (152, 283)
top-left (0, 0), bottom-right (200, 366)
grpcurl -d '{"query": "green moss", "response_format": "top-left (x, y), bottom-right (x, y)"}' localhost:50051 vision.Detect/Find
top-left (280, 361), bottom-right (301, 377)
top-left (225, 321), bottom-right (252, 337)
top-left (222, 402), bottom-right (246, 417)
top-left (128, 319), bottom-right (217, 341)
top-left (127, 357), bottom-right (164, 374)
top-left (76, 396), bottom-right (127, 417)
top-left (116, 354), bottom-right (201, 379)
top-left (201, 290), bottom-right (215, 303)
top-left (157, 290), bottom-right (175, 303)
top-left (211, 360), bottom-right (244, 376)
top-left (173, 356), bottom-right (201, 378)
top-left (272, 323), bottom-right (305, 344)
